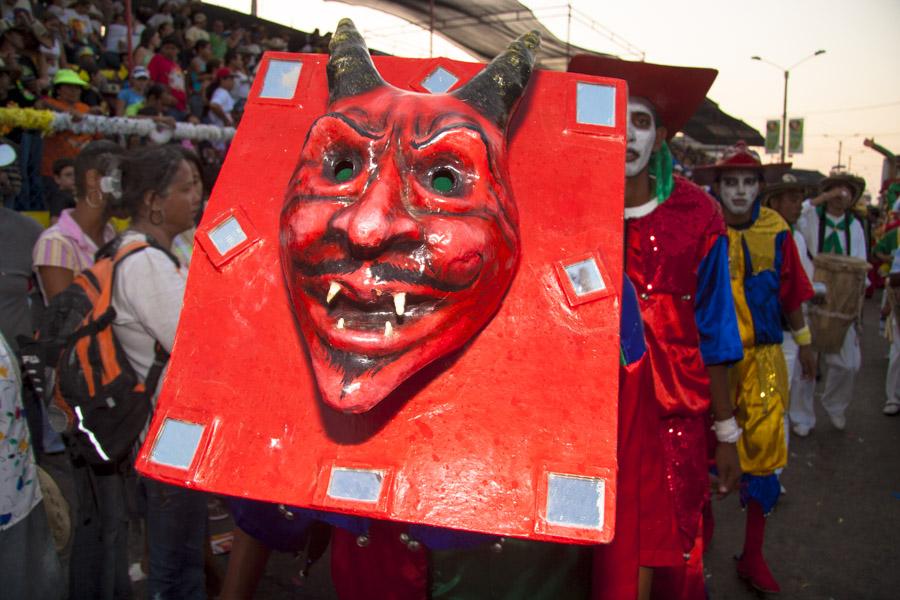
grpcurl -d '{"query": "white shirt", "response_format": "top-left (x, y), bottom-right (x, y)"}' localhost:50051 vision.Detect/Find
top-left (624, 196), bottom-right (658, 220)
top-left (104, 23), bottom-right (130, 53)
top-left (208, 86), bottom-right (235, 127)
top-left (111, 233), bottom-right (186, 399)
top-left (39, 38), bottom-right (63, 77)
top-left (792, 227), bottom-right (814, 282)
top-left (890, 248), bottom-right (900, 276)
top-left (796, 200), bottom-right (867, 260)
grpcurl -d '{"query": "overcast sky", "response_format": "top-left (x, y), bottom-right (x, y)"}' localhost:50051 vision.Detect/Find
top-left (208, 0), bottom-right (900, 198)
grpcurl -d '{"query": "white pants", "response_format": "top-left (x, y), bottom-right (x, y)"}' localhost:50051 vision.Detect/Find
top-left (789, 326), bottom-right (860, 428)
top-left (885, 322), bottom-right (900, 407)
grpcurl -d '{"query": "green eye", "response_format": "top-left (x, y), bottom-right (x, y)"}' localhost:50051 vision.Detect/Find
top-left (431, 167), bottom-right (457, 194)
top-left (333, 159), bottom-right (355, 183)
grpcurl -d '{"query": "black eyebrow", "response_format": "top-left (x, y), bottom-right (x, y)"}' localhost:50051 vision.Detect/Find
top-left (318, 112), bottom-right (384, 140)
top-left (411, 122), bottom-right (490, 151)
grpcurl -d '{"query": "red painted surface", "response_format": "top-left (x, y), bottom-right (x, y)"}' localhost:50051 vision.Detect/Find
top-left (136, 52), bottom-right (627, 544)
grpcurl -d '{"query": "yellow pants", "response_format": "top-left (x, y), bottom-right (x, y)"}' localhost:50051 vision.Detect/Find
top-left (729, 344), bottom-right (789, 476)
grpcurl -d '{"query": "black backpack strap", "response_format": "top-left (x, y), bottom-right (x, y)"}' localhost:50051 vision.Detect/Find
top-left (817, 205), bottom-right (826, 253)
top-left (844, 211), bottom-right (852, 256)
top-left (144, 343), bottom-right (170, 399)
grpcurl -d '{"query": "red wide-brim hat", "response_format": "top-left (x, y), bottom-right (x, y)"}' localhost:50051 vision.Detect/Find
top-left (567, 54), bottom-right (717, 140)
top-left (691, 141), bottom-right (790, 186)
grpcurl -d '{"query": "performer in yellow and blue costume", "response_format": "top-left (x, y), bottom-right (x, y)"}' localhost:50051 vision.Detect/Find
top-left (694, 142), bottom-right (814, 593)
top-left (727, 203), bottom-right (808, 487)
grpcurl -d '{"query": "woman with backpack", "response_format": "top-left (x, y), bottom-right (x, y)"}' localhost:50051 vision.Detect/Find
top-left (109, 144), bottom-right (206, 599)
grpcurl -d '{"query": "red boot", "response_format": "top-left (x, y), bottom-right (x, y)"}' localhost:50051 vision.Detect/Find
top-left (736, 501), bottom-right (780, 593)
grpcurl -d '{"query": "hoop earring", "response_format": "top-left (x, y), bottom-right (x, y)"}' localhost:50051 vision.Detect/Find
top-left (85, 191), bottom-right (103, 209)
top-left (149, 207), bottom-right (164, 226)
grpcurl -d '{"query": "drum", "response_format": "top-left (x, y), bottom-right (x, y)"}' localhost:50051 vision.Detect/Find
top-left (808, 254), bottom-right (870, 353)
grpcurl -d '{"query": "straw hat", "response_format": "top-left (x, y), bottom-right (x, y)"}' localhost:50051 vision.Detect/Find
top-left (820, 172), bottom-right (866, 203)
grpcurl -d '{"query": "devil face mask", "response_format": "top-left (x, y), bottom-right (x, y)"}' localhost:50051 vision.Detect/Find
top-left (280, 20), bottom-right (539, 413)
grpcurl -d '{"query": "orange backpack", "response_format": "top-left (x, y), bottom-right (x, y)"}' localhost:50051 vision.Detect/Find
top-left (46, 239), bottom-right (171, 465)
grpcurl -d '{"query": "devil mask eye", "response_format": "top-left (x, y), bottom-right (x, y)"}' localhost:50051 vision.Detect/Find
top-left (430, 166), bottom-right (458, 195)
top-left (325, 151), bottom-right (360, 184)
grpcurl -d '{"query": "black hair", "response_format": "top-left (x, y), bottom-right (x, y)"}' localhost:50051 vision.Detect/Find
top-left (116, 145), bottom-right (187, 220)
top-left (160, 35), bottom-right (181, 50)
top-left (177, 146), bottom-right (207, 224)
top-left (145, 83), bottom-right (166, 100)
top-left (74, 140), bottom-right (124, 201)
top-left (138, 26), bottom-right (158, 49)
top-left (52, 157), bottom-right (75, 176)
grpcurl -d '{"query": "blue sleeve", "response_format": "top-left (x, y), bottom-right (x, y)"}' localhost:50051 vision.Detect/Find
top-left (619, 275), bottom-right (647, 366)
top-left (695, 235), bottom-right (744, 365)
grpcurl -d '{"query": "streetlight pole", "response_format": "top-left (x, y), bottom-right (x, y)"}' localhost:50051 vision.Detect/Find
top-left (781, 70), bottom-right (788, 163)
top-left (751, 50), bottom-right (826, 163)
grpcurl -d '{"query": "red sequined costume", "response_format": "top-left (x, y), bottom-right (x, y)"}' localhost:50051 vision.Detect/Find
top-left (624, 176), bottom-right (744, 564)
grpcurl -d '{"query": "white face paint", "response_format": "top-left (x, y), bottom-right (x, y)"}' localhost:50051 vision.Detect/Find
top-left (626, 98), bottom-right (657, 178)
top-left (719, 169), bottom-right (760, 215)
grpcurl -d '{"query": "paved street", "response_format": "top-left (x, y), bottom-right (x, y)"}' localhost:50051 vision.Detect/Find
top-left (210, 298), bottom-right (899, 599)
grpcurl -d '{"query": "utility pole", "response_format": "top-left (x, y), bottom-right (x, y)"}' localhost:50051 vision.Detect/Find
top-left (751, 50), bottom-right (826, 162)
top-left (781, 71), bottom-right (788, 163)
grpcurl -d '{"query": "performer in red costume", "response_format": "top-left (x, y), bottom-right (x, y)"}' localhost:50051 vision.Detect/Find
top-left (694, 143), bottom-right (815, 593)
top-left (569, 56), bottom-right (745, 600)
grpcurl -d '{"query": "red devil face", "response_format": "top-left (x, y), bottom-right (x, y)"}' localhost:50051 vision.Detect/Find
top-left (280, 86), bottom-right (521, 413)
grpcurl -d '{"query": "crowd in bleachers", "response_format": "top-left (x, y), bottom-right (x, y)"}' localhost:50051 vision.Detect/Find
top-left (0, 0), bottom-right (331, 214)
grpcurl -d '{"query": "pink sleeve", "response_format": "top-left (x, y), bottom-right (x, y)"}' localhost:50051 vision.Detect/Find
top-left (32, 233), bottom-right (78, 271)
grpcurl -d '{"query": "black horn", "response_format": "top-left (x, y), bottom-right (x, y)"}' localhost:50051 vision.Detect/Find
top-left (327, 19), bottom-right (385, 104)
top-left (453, 30), bottom-right (541, 129)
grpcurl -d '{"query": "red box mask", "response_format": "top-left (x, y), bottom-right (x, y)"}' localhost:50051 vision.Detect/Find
top-left (137, 20), bottom-right (628, 544)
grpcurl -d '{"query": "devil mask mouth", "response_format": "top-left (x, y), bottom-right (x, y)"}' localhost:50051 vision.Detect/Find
top-left (278, 20), bottom-right (539, 413)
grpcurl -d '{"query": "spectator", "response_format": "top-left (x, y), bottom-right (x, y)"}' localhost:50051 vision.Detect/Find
top-left (46, 156), bottom-right (75, 223)
top-left (0, 0), bottom-right (22, 23)
top-left (206, 67), bottom-right (234, 129)
top-left (62, 0), bottom-right (101, 49)
top-left (225, 48), bottom-right (250, 104)
top-left (6, 61), bottom-right (40, 107)
top-left (39, 11), bottom-right (68, 77)
top-left (32, 140), bottom-right (121, 302)
top-left (104, 4), bottom-right (130, 55)
top-left (116, 64), bottom-right (150, 116)
top-left (113, 144), bottom-right (206, 599)
top-left (148, 34), bottom-right (186, 112)
top-left (38, 69), bottom-right (95, 183)
top-left (72, 42), bottom-right (96, 77)
top-left (188, 38), bottom-right (211, 91)
top-left (0, 56), bottom-right (11, 105)
top-left (184, 11), bottom-right (209, 47)
top-left (147, 1), bottom-right (175, 30)
top-left (0, 19), bottom-right (42, 86)
top-left (209, 18), bottom-right (226, 59)
top-left (0, 141), bottom-right (43, 351)
top-left (43, 0), bottom-right (66, 20)
top-left (156, 19), bottom-right (175, 42)
top-left (133, 25), bottom-right (160, 68)
top-left (237, 42), bottom-right (261, 73)
top-left (0, 331), bottom-right (64, 600)
top-left (42, 140), bottom-right (131, 600)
